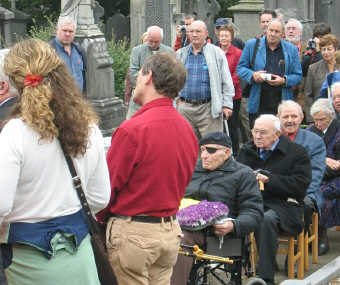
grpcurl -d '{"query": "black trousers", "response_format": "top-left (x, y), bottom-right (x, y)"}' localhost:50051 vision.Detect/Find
top-left (248, 90), bottom-right (282, 129)
top-left (227, 99), bottom-right (241, 154)
top-left (255, 209), bottom-right (280, 282)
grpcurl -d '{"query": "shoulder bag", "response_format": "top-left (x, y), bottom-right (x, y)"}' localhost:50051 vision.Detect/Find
top-left (62, 147), bottom-right (118, 285)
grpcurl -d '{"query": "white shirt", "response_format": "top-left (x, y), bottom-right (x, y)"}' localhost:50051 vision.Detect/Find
top-left (0, 119), bottom-right (111, 224)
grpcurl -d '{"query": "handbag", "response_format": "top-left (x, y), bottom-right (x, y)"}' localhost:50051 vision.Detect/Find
top-left (242, 38), bottom-right (260, 98)
top-left (62, 148), bottom-right (118, 285)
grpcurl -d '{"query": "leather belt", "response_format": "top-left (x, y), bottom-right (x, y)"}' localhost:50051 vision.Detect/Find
top-left (111, 214), bottom-right (176, 223)
top-left (179, 97), bottom-right (211, 105)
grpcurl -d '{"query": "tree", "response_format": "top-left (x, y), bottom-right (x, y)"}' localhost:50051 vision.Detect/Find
top-left (216, 0), bottom-right (241, 19)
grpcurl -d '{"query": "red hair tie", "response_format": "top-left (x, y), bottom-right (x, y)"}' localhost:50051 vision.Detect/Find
top-left (24, 74), bottom-right (43, 87)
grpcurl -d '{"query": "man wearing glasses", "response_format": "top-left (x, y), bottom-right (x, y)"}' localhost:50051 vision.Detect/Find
top-left (236, 114), bottom-right (311, 285)
top-left (171, 132), bottom-right (263, 285)
top-left (176, 20), bottom-right (235, 139)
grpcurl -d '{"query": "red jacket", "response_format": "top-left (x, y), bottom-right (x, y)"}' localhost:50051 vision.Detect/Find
top-left (97, 98), bottom-right (198, 220)
top-left (223, 44), bottom-right (242, 100)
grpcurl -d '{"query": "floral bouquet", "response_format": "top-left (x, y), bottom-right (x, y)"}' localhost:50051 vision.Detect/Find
top-left (177, 199), bottom-right (229, 231)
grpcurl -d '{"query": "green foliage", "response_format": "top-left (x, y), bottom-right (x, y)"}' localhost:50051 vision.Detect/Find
top-left (216, 0), bottom-right (241, 18)
top-left (106, 37), bottom-right (131, 99)
top-left (28, 17), bottom-right (55, 42)
top-left (0, 0), bottom-right (60, 29)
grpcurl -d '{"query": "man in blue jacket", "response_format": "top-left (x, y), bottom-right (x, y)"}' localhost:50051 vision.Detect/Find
top-left (277, 100), bottom-right (326, 231)
top-left (237, 19), bottom-right (302, 128)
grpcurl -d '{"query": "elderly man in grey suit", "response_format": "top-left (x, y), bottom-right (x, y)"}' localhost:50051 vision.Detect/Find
top-left (176, 20), bottom-right (234, 139)
top-left (126, 25), bottom-right (173, 119)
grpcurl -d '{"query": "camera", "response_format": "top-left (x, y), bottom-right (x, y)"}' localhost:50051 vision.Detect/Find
top-left (260, 73), bottom-right (273, 81)
top-left (308, 39), bottom-right (316, 50)
top-left (179, 25), bottom-right (186, 32)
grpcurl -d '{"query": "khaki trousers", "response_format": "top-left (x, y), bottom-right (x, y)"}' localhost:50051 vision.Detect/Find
top-left (177, 101), bottom-right (223, 139)
top-left (106, 217), bottom-right (182, 285)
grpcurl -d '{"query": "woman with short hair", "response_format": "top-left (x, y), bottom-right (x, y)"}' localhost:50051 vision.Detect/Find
top-left (305, 34), bottom-right (340, 123)
top-left (308, 98), bottom-right (340, 256)
top-left (218, 25), bottom-right (242, 154)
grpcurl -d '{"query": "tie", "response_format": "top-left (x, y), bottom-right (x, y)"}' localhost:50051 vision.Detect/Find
top-left (260, 150), bottom-right (271, 160)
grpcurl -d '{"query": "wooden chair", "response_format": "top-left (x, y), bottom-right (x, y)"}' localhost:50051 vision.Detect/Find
top-left (304, 211), bottom-right (318, 271)
top-left (277, 229), bottom-right (305, 279)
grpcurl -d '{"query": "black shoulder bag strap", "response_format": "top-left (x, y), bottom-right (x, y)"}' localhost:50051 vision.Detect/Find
top-left (62, 148), bottom-right (99, 235)
top-left (61, 145), bottom-right (119, 285)
top-left (250, 38), bottom-right (260, 70)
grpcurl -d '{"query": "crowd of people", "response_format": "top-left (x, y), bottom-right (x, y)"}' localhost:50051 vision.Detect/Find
top-left (0, 10), bottom-right (340, 285)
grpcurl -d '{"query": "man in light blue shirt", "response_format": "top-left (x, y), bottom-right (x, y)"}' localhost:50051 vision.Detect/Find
top-left (49, 16), bottom-right (86, 93)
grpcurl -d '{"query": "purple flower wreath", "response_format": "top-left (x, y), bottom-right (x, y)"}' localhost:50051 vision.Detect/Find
top-left (177, 200), bottom-right (229, 231)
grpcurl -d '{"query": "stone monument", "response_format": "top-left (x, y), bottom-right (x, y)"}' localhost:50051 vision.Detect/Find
top-left (60, 0), bottom-right (126, 136)
top-left (229, 0), bottom-right (264, 42)
top-left (130, 0), bottom-right (220, 48)
top-left (264, 0), bottom-right (314, 41)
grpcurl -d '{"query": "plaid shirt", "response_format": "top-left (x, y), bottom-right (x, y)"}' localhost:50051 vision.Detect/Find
top-left (180, 46), bottom-right (211, 101)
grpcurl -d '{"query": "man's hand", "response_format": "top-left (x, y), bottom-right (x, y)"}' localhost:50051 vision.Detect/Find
top-left (214, 220), bottom-right (234, 237)
top-left (326, 157), bottom-right (340, 171)
top-left (266, 74), bottom-right (285, 86)
top-left (252, 70), bottom-right (267, 83)
top-left (222, 107), bottom-right (233, 119)
top-left (256, 173), bottom-right (269, 183)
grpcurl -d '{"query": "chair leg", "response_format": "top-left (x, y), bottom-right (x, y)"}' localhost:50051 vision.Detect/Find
top-left (304, 231), bottom-right (309, 271)
top-left (312, 214), bottom-right (318, 264)
top-left (287, 237), bottom-right (295, 279)
top-left (297, 230), bottom-right (304, 279)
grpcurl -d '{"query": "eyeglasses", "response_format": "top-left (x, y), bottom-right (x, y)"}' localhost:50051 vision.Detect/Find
top-left (201, 146), bottom-right (225, 154)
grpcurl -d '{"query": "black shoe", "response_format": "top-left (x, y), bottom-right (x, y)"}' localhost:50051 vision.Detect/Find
top-left (318, 242), bottom-right (329, 256)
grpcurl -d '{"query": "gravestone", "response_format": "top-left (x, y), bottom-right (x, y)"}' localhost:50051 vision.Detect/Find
top-left (130, 0), bottom-right (220, 48)
top-left (0, 7), bottom-right (14, 48)
top-left (264, 0), bottom-right (315, 41)
top-left (181, 0), bottom-right (220, 43)
top-left (105, 12), bottom-right (130, 42)
top-left (315, 0), bottom-right (340, 40)
top-left (229, 0), bottom-right (264, 42)
top-left (61, 0), bottom-right (126, 136)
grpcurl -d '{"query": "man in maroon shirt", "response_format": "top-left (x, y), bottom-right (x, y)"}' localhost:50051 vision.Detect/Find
top-left (98, 52), bottom-right (198, 285)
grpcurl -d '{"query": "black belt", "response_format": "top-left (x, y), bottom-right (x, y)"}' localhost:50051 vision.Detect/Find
top-left (111, 214), bottom-right (176, 223)
top-left (179, 97), bottom-right (211, 105)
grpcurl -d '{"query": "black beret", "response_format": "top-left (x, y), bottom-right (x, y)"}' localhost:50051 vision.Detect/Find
top-left (199, 132), bottom-right (232, 148)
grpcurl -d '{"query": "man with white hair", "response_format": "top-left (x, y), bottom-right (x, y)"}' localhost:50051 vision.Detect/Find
top-left (237, 114), bottom-right (311, 285)
top-left (176, 20), bottom-right (235, 139)
top-left (49, 16), bottom-right (86, 93)
top-left (127, 25), bottom-right (173, 118)
top-left (0, 49), bottom-right (18, 131)
top-left (331, 82), bottom-right (340, 120)
top-left (285, 19), bottom-right (304, 56)
top-left (277, 100), bottom-right (325, 254)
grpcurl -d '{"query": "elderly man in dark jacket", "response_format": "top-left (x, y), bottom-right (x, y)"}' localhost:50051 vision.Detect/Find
top-left (171, 132), bottom-right (263, 285)
top-left (237, 114), bottom-right (311, 285)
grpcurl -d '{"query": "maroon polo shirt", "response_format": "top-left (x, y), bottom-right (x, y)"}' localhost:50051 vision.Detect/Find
top-left (97, 97), bottom-right (198, 220)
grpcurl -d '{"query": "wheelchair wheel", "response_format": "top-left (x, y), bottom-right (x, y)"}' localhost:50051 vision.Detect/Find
top-left (188, 260), bottom-right (241, 285)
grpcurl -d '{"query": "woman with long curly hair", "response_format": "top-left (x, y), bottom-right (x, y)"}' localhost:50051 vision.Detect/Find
top-left (0, 38), bottom-right (110, 284)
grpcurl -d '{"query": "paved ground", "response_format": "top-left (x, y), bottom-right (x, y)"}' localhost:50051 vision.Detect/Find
top-left (275, 227), bottom-right (340, 284)
top-left (207, 227), bottom-right (340, 285)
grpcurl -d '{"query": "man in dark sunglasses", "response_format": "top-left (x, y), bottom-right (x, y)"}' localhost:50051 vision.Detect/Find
top-left (171, 132), bottom-right (263, 285)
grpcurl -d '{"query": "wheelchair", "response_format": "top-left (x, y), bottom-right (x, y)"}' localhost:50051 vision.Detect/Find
top-left (179, 231), bottom-right (266, 285)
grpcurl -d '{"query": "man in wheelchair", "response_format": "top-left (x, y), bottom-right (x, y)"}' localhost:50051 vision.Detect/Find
top-left (171, 132), bottom-right (264, 285)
